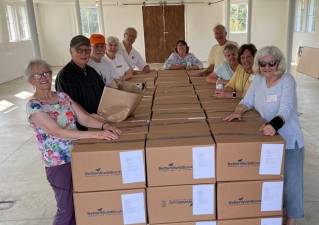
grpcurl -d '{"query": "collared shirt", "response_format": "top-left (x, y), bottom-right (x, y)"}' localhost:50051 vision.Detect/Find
top-left (226, 64), bottom-right (251, 94)
top-left (240, 73), bottom-right (304, 149)
top-left (105, 53), bottom-right (130, 78)
top-left (88, 57), bottom-right (118, 85)
top-left (163, 52), bottom-right (203, 70)
top-left (55, 61), bottom-right (104, 130)
top-left (119, 42), bottom-right (147, 70)
top-left (208, 40), bottom-right (238, 70)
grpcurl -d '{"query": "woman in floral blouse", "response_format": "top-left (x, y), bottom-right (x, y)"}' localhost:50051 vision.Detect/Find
top-left (25, 59), bottom-right (121, 225)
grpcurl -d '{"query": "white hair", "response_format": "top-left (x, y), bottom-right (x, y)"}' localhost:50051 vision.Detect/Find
top-left (106, 36), bottom-right (119, 46)
top-left (25, 59), bottom-right (51, 81)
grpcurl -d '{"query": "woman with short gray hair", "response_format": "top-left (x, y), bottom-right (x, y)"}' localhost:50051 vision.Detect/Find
top-left (25, 59), bottom-right (120, 225)
top-left (105, 36), bottom-right (133, 81)
top-left (224, 46), bottom-right (304, 225)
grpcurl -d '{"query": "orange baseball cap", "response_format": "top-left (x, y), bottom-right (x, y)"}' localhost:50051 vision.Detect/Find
top-left (89, 34), bottom-right (105, 45)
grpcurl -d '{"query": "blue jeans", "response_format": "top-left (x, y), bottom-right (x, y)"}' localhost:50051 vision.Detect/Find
top-left (284, 144), bottom-right (304, 218)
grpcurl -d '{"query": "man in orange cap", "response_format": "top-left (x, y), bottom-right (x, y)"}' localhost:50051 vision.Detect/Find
top-left (88, 33), bottom-right (118, 85)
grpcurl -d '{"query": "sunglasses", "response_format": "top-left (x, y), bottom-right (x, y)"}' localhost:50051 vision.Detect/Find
top-left (258, 60), bottom-right (278, 67)
top-left (32, 71), bottom-right (52, 79)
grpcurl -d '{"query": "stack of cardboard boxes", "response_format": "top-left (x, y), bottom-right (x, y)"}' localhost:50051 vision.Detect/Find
top-left (71, 69), bottom-right (286, 225)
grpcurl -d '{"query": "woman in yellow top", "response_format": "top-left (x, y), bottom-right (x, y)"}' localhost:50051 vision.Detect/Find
top-left (217, 44), bottom-right (257, 98)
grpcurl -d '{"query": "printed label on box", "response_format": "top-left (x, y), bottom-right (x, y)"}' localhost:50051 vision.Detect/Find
top-left (196, 221), bottom-right (217, 225)
top-left (120, 150), bottom-right (145, 184)
top-left (261, 217), bottom-right (283, 225)
top-left (261, 181), bottom-right (283, 212)
top-left (193, 146), bottom-right (215, 179)
top-left (259, 144), bottom-right (284, 175)
top-left (121, 192), bottom-right (146, 225)
top-left (192, 184), bottom-right (215, 215)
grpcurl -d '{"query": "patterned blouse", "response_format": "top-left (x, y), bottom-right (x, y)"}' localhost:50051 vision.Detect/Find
top-left (26, 92), bottom-right (77, 167)
top-left (163, 52), bottom-right (203, 69)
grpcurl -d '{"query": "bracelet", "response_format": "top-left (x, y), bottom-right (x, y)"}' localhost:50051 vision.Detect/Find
top-left (101, 122), bottom-right (108, 130)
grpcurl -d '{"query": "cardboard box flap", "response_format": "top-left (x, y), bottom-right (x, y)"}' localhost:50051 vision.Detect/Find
top-left (152, 112), bottom-right (206, 120)
top-left (149, 121), bottom-right (210, 135)
top-left (75, 133), bottom-right (145, 144)
top-left (147, 136), bottom-right (214, 149)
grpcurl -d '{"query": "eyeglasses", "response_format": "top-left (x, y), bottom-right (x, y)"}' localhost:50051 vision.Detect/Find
top-left (75, 48), bottom-right (91, 54)
top-left (258, 60), bottom-right (278, 67)
top-left (32, 71), bottom-right (52, 79)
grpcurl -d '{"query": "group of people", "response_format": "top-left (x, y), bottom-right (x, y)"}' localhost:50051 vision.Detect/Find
top-left (25, 24), bottom-right (304, 225)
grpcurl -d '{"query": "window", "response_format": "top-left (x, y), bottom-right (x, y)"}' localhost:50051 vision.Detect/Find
top-left (5, 3), bottom-right (30, 42)
top-left (295, 0), bottom-right (306, 32)
top-left (80, 7), bottom-right (100, 37)
top-left (306, 0), bottom-right (317, 32)
top-left (230, 3), bottom-right (248, 33)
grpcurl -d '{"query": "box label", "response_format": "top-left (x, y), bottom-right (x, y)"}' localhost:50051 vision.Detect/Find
top-left (120, 150), bottom-right (145, 184)
top-left (259, 144), bottom-right (284, 175)
top-left (261, 217), bottom-right (283, 225)
top-left (192, 184), bottom-right (215, 215)
top-left (121, 192), bottom-right (146, 225)
top-left (196, 222), bottom-right (216, 225)
top-left (192, 146), bottom-right (215, 179)
top-left (261, 181), bottom-right (283, 211)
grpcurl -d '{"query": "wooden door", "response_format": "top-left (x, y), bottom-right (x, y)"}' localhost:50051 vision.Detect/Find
top-left (143, 5), bottom-right (185, 63)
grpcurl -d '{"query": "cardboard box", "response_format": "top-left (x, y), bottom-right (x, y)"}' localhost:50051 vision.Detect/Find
top-left (74, 189), bottom-right (146, 225)
top-left (201, 102), bottom-right (239, 111)
top-left (148, 184), bottom-right (216, 224)
top-left (152, 111), bottom-right (206, 121)
top-left (187, 69), bottom-right (205, 77)
top-left (72, 140), bottom-right (146, 192)
top-left (206, 110), bottom-right (261, 123)
top-left (158, 70), bottom-right (188, 76)
top-left (154, 95), bottom-right (198, 105)
top-left (109, 121), bottom-right (148, 135)
top-left (210, 121), bottom-right (285, 181)
top-left (218, 217), bottom-right (283, 225)
top-left (152, 103), bottom-right (202, 111)
top-left (146, 136), bottom-right (216, 186)
top-left (217, 180), bottom-right (284, 220)
top-left (148, 121), bottom-right (210, 139)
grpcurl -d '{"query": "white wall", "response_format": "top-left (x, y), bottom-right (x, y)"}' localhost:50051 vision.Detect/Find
top-left (0, 1), bottom-right (34, 84)
top-left (251, 0), bottom-right (288, 55)
top-left (185, 3), bottom-right (225, 62)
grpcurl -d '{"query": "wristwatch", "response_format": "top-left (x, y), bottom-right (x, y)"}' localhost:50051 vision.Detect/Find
top-left (232, 91), bottom-right (237, 98)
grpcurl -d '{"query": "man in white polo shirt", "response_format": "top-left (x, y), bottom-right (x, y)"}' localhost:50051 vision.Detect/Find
top-left (119, 27), bottom-right (150, 73)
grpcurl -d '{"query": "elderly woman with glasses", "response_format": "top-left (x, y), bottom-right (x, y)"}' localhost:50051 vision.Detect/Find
top-left (25, 59), bottom-right (121, 225)
top-left (105, 36), bottom-right (133, 81)
top-left (163, 40), bottom-right (203, 70)
top-left (224, 46), bottom-right (304, 225)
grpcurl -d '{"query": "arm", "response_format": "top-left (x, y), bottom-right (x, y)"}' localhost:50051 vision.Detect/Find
top-left (163, 53), bottom-right (185, 70)
top-left (142, 65), bottom-right (151, 73)
top-left (187, 53), bottom-right (203, 69)
top-left (223, 104), bottom-right (249, 121)
top-left (30, 112), bottom-right (119, 140)
top-left (206, 72), bottom-right (218, 83)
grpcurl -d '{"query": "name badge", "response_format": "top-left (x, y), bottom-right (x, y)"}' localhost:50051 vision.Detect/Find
top-left (116, 65), bottom-right (123, 68)
top-left (266, 95), bottom-right (277, 103)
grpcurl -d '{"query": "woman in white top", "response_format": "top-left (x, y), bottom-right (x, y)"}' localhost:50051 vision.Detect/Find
top-left (105, 36), bottom-right (133, 81)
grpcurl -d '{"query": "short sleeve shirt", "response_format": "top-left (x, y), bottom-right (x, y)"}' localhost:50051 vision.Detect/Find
top-left (26, 92), bottom-right (77, 167)
top-left (88, 57), bottom-right (118, 85)
top-left (119, 42), bottom-right (147, 70)
top-left (215, 62), bottom-right (234, 80)
top-left (208, 40), bottom-right (238, 70)
top-left (105, 53), bottom-right (130, 79)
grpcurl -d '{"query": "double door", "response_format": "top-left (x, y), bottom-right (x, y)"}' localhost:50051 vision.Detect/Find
top-left (143, 5), bottom-right (185, 63)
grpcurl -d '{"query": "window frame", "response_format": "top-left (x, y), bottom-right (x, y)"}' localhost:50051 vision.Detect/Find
top-left (306, 0), bottom-right (318, 32)
top-left (229, 2), bottom-right (249, 34)
top-left (80, 6), bottom-right (100, 37)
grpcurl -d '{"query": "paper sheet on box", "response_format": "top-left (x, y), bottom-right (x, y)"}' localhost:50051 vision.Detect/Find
top-left (121, 192), bottom-right (146, 225)
top-left (261, 217), bottom-right (283, 225)
top-left (261, 181), bottom-right (283, 211)
top-left (196, 221), bottom-right (217, 225)
top-left (120, 150), bottom-right (145, 184)
top-left (193, 146), bottom-right (215, 179)
top-left (259, 144), bottom-right (284, 175)
top-left (192, 184), bottom-right (215, 215)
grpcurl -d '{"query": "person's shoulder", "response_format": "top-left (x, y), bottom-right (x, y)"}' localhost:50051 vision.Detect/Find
top-left (57, 61), bottom-right (74, 79)
top-left (281, 72), bottom-right (296, 84)
top-left (26, 98), bottom-right (42, 110)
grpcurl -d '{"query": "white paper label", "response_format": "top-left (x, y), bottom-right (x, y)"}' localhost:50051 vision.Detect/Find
top-left (196, 221), bottom-right (217, 225)
top-left (261, 217), bottom-right (283, 225)
top-left (261, 181), bottom-right (283, 212)
top-left (259, 144), bottom-right (284, 175)
top-left (120, 150), bottom-right (145, 184)
top-left (193, 184), bottom-right (215, 215)
top-left (121, 192), bottom-right (146, 225)
top-left (193, 146), bottom-right (215, 179)
top-left (266, 95), bottom-right (278, 103)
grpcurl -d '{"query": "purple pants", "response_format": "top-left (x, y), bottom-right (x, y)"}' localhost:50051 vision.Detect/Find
top-left (45, 163), bottom-right (76, 225)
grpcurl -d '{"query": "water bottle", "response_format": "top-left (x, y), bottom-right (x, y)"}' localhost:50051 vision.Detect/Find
top-left (215, 77), bottom-right (224, 95)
